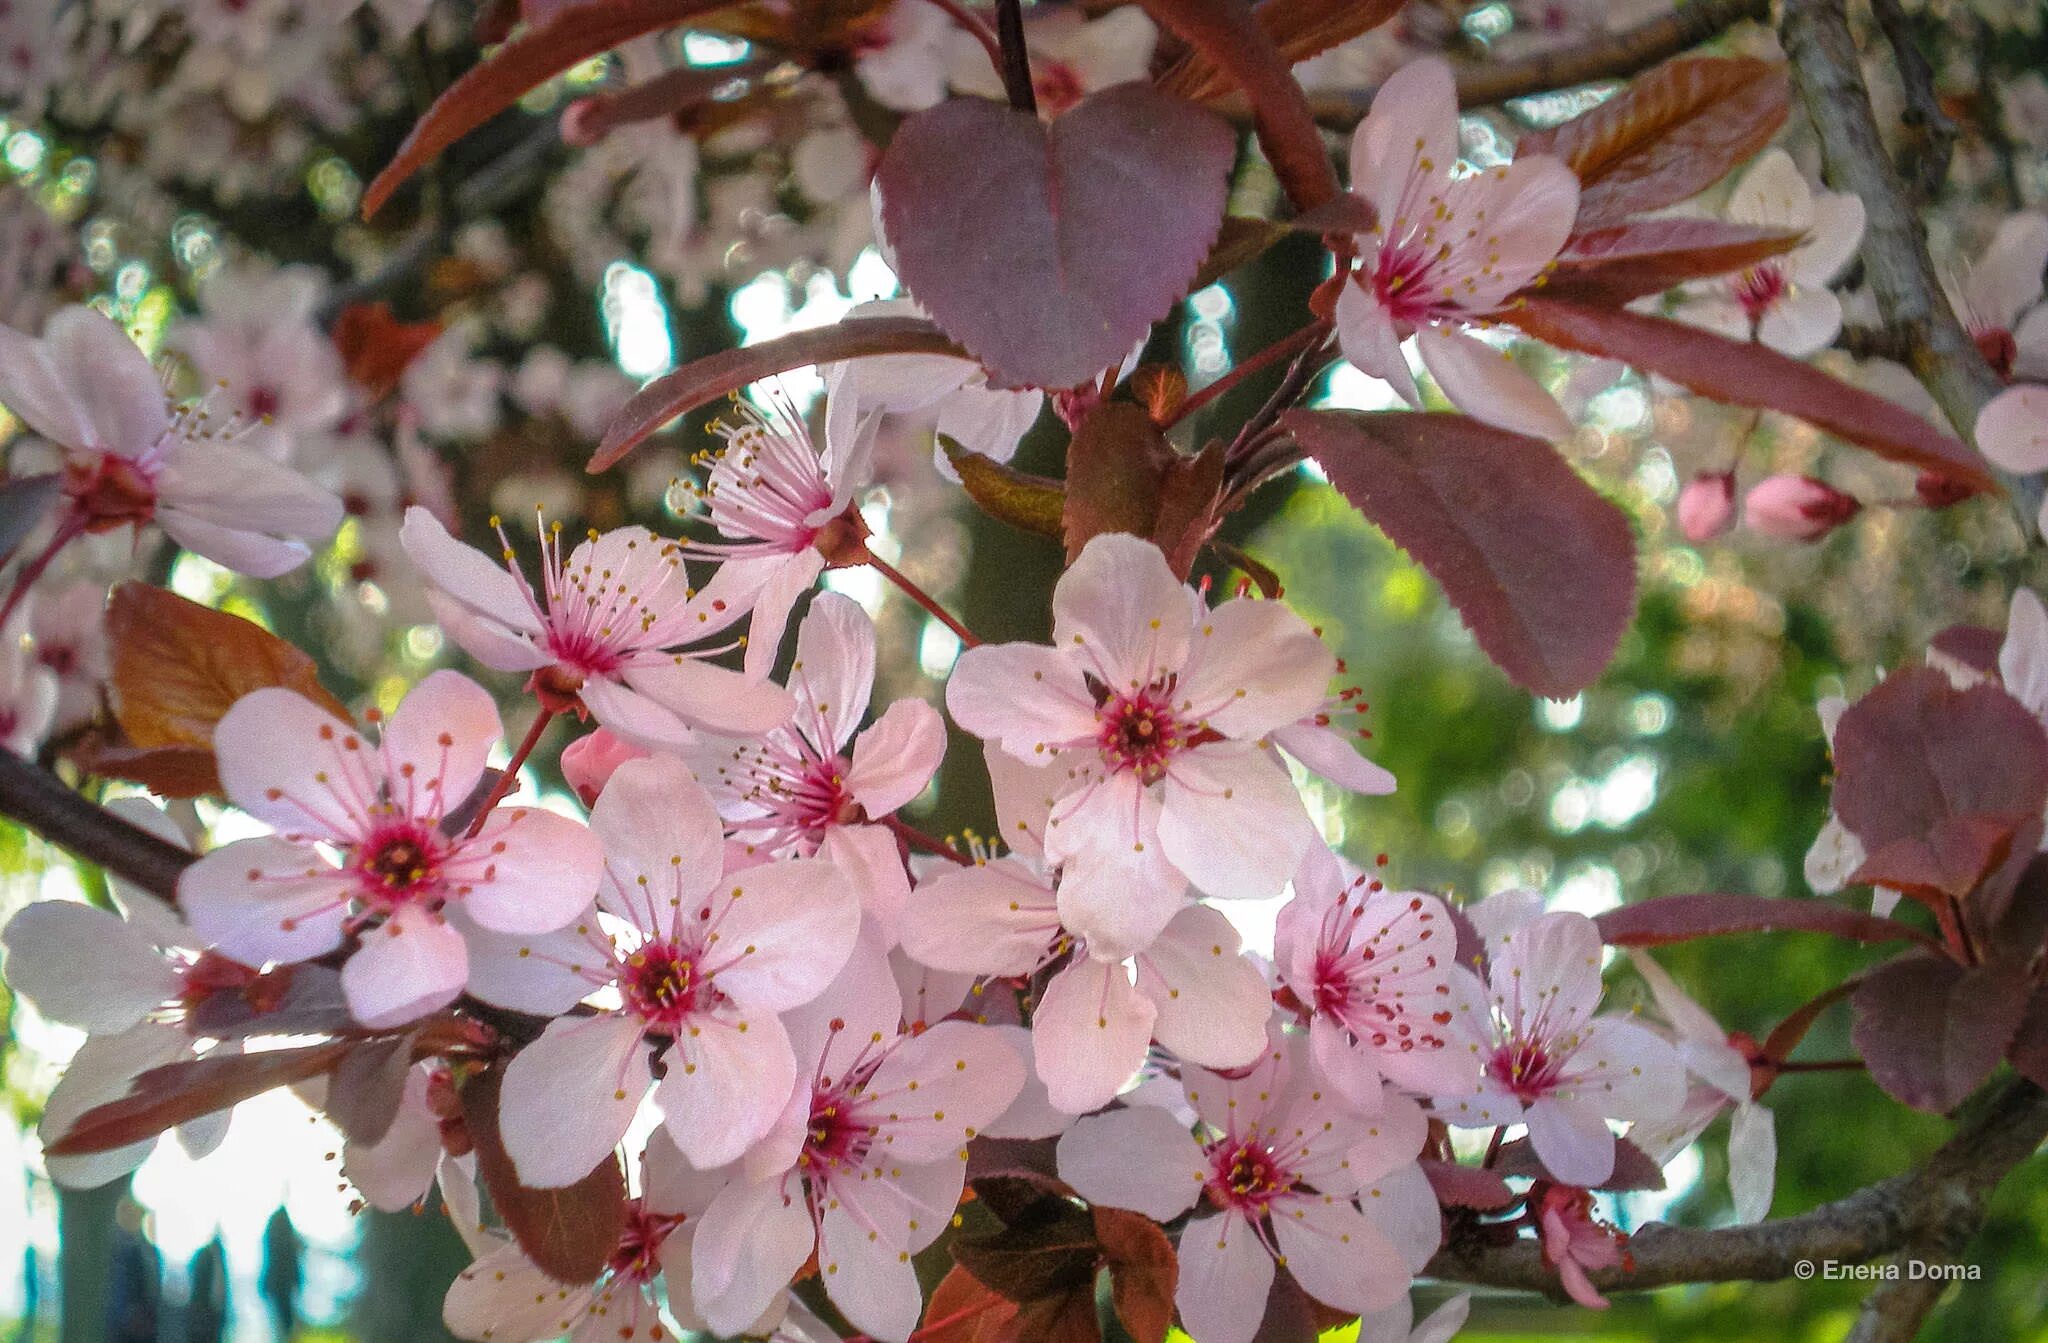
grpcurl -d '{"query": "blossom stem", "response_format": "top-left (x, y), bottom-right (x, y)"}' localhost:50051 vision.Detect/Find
top-left (463, 708), bottom-right (555, 839)
top-left (883, 812), bottom-right (973, 867)
top-left (864, 548), bottom-right (983, 649)
top-left (1775, 1058), bottom-right (1867, 1073)
top-left (1165, 320), bottom-right (1333, 430)
top-left (991, 0), bottom-right (1037, 114)
top-left (1483, 1126), bottom-right (1507, 1169)
top-left (0, 513), bottom-right (85, 633)
top-left (919, 0), bottom-right (1007, 89)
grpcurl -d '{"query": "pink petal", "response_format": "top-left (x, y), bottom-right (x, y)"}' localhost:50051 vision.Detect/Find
top-left (342, 903), bottom-right (470, 1028)
top-left (1414, 325), bottom-right (1572, 441)
top-left (1136, 905), bottom-right (1269, 1071)
top-left (818, 1201), bottom-right (922, 1343)
top-left (422, 589), bottom-right (552, 673)
top-left (1727, 149), bottom-right (1814, 231)
top-left (1523, 1096), bottom-right (1618, 1187)
top-left (901, 859), bottom-right (1059, 977)
top-left (1, 901), bottom-right (180, 1034)
top-left (1786, 191), bottom-right (1865, 287)
top-left (380, 669), bottom-right (502, 823)
top-left (500, 1013), bottom-right (650, 1188)
top-left (692, 1180), bottom-right (815, 1337)
top-left (0, 316), bottom-right (91, 448)
top-left (454, 806), bottom-right (605, 935)
top-left (1174, 597), bottom-right (1334, 739)
top-left (397, 506), bottom-right (542, 636)
top-left (790, 591), bottom-right (876, 752)
top-left (981, 1023), bottom-right (1073, 1140)
top-left (1271, 720), bottom-right (1396, 796)
top-left (1032, 957), bottom-right (1157, 1114)
top-left (1272, 1196), bottom-right (1408, 1315)
top-left (1348, 57), bottom-right (1457, 228)
top-left (1050, 533), bottom-right (1193, 691)
top-left (656, 1010), bottom-right (799, 1168)
top-left (44, 307), bottom-right (170, 455)
top-left (985, 745), bottom-right (1058, 859)
top-left (1756, 286), bottom-right (1844, 356)
top-left (1488, 911), bottom-right (1603, 1041)
top-left (619, 658), bottom-right (796, 741)
top-left (944, 641), bottom-right (1098, 760)
top-left (861, 1020), bottom-right (1026, 1162)
top-left (449, 909), bottom-right (597, 1016)
top-left (214, 688), bottom-right (378, 841)
top-left (1962, 213), bottom-right (2048, 332)
top-left (704, 856), bottom-right (862, 1012)
top-left (2003, 588), bottom-right (2048, 720)
top-left (1049, 774), bottom-right (1188, 959)
top-left (1054, 1105), bottom-right (1205, 1221)
top-left (1175, 1213), bottom-right (1276, 1343)
top-left (846, 698), bottom-right (946, 817)
top-left (1347, 1089), bottom-right (1430, 1186)
top-left (154, 443), bottom-right (343, 553)
top-left (589, 754), bottom-right (725, 924)
top-left (1557, 1015), bottom-right (1685, 1124)
top-left (1362, 1162), bottom-right (1444, 1274)
top-left (577, 675), bottom-right (705, 753)
top-left (818, 822), bottom-right (912, 938)
top-left (742, 549), bottom-right (827, 678)
top-left (1335, 278), bottom-right (1421, 407)
top-left (1977, 384), bottom-right (2048, 474)
top-left (178, 837), bottom-right (353, 966)
top-left (444, 1243), bottom-right (598, 1337)
top-left (1158, 740), bottom-right (1315, 900)
top-left (344, 1068), bottom-right (442, 1211)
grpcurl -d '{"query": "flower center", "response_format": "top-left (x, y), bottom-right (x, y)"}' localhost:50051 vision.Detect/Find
top-left (1207, 1138), bottom-right (1294, 1213)
top-left (1492, 1037), bottom-right (1564, 1102)
top-left (1372, 241), bottom-right (1449, 326)
top-left (246, 385), bottom-right (282, 420)
top-left (1034, 62), bottom-right (1086, 117)
top-left (1975, 326), bottom-right (2018, 380)
top-left (1733, 263), bottom-right (1789, 325)
top-left (622, 941), bottom-right (705, 1026)
top-left (355, 824), bottom-right (443, 907)
top-left (1096, 688), bottom-right (1187, 782)
top-left (606, 1200), bottom-right (687, 1283)
top-left (63, 454), bottom-right (158, 532)
top-left (801, 1084), bottom-right (875, 1172)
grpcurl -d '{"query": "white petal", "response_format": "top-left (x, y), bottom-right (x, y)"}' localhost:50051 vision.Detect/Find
top-left (790, 590), bottom-right (876, 751)
top-left (1136, 904), bottom-right (1270, 1071)
top-left (398, 507), bottom-right (543, 635)
top-left (1271, 720), bottom-right (1396, 796)
top-left (213, 687), bottom-right (375, 841)
top-left (846, 698), bottom-right (946, 817)
top-left (590, 754), bottom-right (724, 921)
top-left (692, 1179), bottom-right (816, 1337)
top-left (1032, 957), bottom-right (1157, 1114)
top-left (1414, 325), bottom-right (1571, 441)
top-left (1158, 740), bottom-right (1315, 900)
top-left (1054, 1105), bottom-right (1205, 1221)
top-left (945, 642), bottom-right (1098, 760)
top-left (1271, 1195), bottom-right (1409, 1315)
top-left (178, 838), bottom-right (352, 966)
top-left (444, 1243), bottom-right (596, 1340)
top-left (707, 856), bottom-right (863, 1011)
top-left (1728, 1101), bottom-right (1777, 1224)
top-left (379, 669), bottom-right (502, 824)
top-left (1348, 58), bottom-right (1458, 227)
top-left (1, 901), bottom-right (179, 1034)
top-left (1523, 1097), bottom-right (1618, 1186)
top-left (500, 1014), bottom-right (649, 1189)
top-left (1050, 533), bottom-right (1193, 690)
top-left (456, 807), bottom-right (604, 935)
top-left (1335, 278), bottom-right (1421, 407)
top-left (900, 860), bottom-right (1059, 977)
top-left (742, 549), bottom-right (827, 678)
top-left (618, 659), bottom-right (795, 740)
top-left (819, 1202), bottom-right (922, 1343)
top-left (0, 316), bottom-right (92, 448)
top-left (1978, 384), bottom-right (2048, 474)
top-left (46, 307), bottom-right (171, 455)
top-left (342, 904), bottom-right (470, 1028)
top-left (1174, 598), bottom-right (1334, 739)
top-left (1174, 1213), bottom-right (1275, 1343)
top-left (861, 1020), bottom-right (1025, 1162)
top-left (656, 1010), bottom-right (799, 1168)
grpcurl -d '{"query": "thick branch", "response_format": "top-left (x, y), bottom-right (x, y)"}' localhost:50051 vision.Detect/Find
top-left (1776, 0), bottom-right (2032, 524)
top-left (1428, 1074), bottom-right (2048, 1299)
top-left (0, 752), bottom-right (192, 900)
top-left (1305, 0), bottom-right (1770, 122)
top-left (1844, 1261), bottom-right (1951, 1343)
top-left (1869, 0), bottom-right (1958, 204)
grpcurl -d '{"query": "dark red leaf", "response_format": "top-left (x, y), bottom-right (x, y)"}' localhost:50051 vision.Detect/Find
top-left (2010, 985), bottom-right (2048, 1091)
top-left (952, 1195), bottom-right (1098, 1303)
top-left (1539, 220), bottom-right (1805, 306)
top-left (1928, 623), bottom-right (2004, 678)
top-left (1282, 409), bottom-right (1636, 697)
top-left (1155, 0), bottom-right (1405, 109)
top-left (1138, 0), bottom-right (1344, 211)
top-left (362, 0), bottom-right (743, 219)
top-left (1832, 667), bottom-right (2048, 902)
top-left (331, 303), bottom-right (443, 400)
top-left (1502, 298), bottom-right (2001, 494)
top-left (921, 1265), bottom-right (1021, 1343)
top-left (460, 1067), bottom-right (627, 1283)
top-left (1519, 57), bottom-right (1789, 229)
top-left (1595, 891), bottom-right (1943, 953)
top-left (46, 1040), bottom-right (356, 1156)
top-left (879, 84), bottom-right (1235, 391)
top-left (325, 1031), bottom-right (420, 1146)
top-left (1494, 1135), bottom-right (1666, 1191)
top-left (1063, 403), bottom-right (1223, 574)
top-left (1852, 954), bottom-right (2030, 1112)
top-left (1095, 1208), bottom-right (1176, 1343)
top-left (591, 316), bottom-right (966, 471)
top-left (1419, 1158), bottom-right (1514, 1210)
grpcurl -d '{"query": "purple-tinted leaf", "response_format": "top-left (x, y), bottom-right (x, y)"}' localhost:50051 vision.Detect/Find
top-left (1283, 409), bottom-right (1636, 698)
top-left (1928, 623), bottom-right (2004, 679)
top-left (952, 1195), bottom-right (1098, 1303)
top-left (0, 473), bottom-right (62, 565)
top-left (2010, 985), bottom-right (2048, 1091)
top-left (1596, 891), bottom-right (1943, 953)
top-left (461, 1067), bottom-right (626, 1283)
top-left (1063, 403), bottom-right (1223, 574)
top-left (878, 83), bottom-right (1235, 391)
top-left (1419, 1158), bottom-right (1515, 1210)
top-left (1852, 954), bottom-right (2030, 1112)
top-left (1494, 1135), bottom-right (1665, 1191)
top-left (185, 964), bottom-right (353, 1039)
top-left (46, 1040), bottom-right (356, 1156)
top-left (326, 1031), bottom-right (420, 1146)
top-left (1832, 667), bottom-right (2048, 903)
top-left (1539, 220), bottom-right (1805, 306)
top-left (593, 317), bottom-right (967, 470)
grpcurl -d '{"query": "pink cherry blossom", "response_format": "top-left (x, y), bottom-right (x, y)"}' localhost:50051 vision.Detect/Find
top-left (560, 726), bottom-right (649, 805)
top-left (0, 599), bottom-right (56, 755)
top-left (674, 385), bottom-right (879, 676)
top-left (36, 1021), bottom-right (233, 1189)
top-left (1056, 1029), bottom-right (1418, 1343)
top-left (1336, 57), bottom-right (1580, 441)
top-left (1941, 212), bottom-right (2048, 381)
top-left (168, 262), bottom-right (349, 459)
top-left (692, 593), bottom-right (945, 933)
top-left (1977, 383), bottom-right (2048, 484)
top-left (1273, 844), bottom-right (1475, 1109)
top-left (1271, 665), bottom-right (1397, 796)
top-left (1666, 149), bottom-right (1866, 357)
top-left (179, 671), bottom-right (604, 1027)
top-left (1435, 910), bottom-right (1682, 1186)
top-left (943, 6), bottom-right (1156, 119)
top-left (904, 748), bottom-right (1273, 1112)
top-left (1676, 471), bottom-right (1738, 542)
top-left (946, 532), bottom-right (1336, 944)
top-left (400, 506), bottom-right (794, 751)
top-left (688, 939), bottom-right (1025, 1343)
top-left (1743, 474), bottom-right (1861, 541)
top-left (0, 306), bottom-right (344, 577)
top-left (1536, 1184), bottom-right (1624, 1309)
top-left (494, 754), bottom-right (861, 1184)
top-left (28, 577), bottom-right (108, 732)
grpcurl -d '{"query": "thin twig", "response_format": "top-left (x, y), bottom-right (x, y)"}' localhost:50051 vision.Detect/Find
top-left (992, 0), bottom-right (1037, 115)
top-left (921, 0), bottom-right (1007, 90)
top-left (1870, 0), bottom-right (1960, 205)
top-left (0, 752), bottom-right (193, 901)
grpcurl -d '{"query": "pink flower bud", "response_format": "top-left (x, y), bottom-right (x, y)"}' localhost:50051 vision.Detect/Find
top-left (560, 728), bottom-right (648, 806)
top-left (1676, 471), bottom-right (1737, 541)
top-left (1743, 474), bottom-right (1861, 541)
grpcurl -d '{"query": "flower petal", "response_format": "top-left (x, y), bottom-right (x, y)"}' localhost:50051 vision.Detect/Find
top-left (1271, 1195), bottom-right (1408, 1315)
top-left (455, 807), bottom-right (604, 936)
top-left (862, 1020), bottom-right (1026, 1162)
top-left (178, 837), bottom-right (352, 966)
top-left (790, 591), bottom-right (876, 752)
top-left (1977, 384), bottom-right (2048, 474)
top-left (45, 306), bottom-right (170, 455)
top-left (742, 549), bottom-right (827, 679)
top-left (500, 1013), bottom-right (650, 1189)
top-left (1158, 740), bottom-right (1315, 900)
top-left (214, 687), bottom-right (376, 841)
top-left (342, 904), bottom-right (470, 1028)
top-left (619, 658), bottom-right (796, 741)
top-left (1348, 57), bottom-right (1457, 228)
top-left (705, 856), bottom-right (862, 1012)
top-left (589, 754), bottom-right (725, 920)
top-left (1522, 1096), bottom-right (1617, 1187)
top-left (0, 316), bottom-right (91, 448)
top-left (1, 901), bottom-right (180, 1034)
top-left (846, 698), bottom-right (946, 817)
top-left (1054, 1105), bottom-right (1205, 1221)
top-left (380, 669), bottom-right (502, 823)
top-left (819, 1201), bottom-right (923, 1343)
top-left (398, 506), bottom-right (543, 636)
top-left (1414, 325), bottom-right (1572, 441)
top-left (1175, 1213), bottom-right (1275, 1343)
top-left (901, 859), bottom-right (1059, 977)
top-left (692, 1179), bottom-right (816, 1337)
top-left (944, 641), bottom-right (1098, 760)
top-left (1136, 904), bottom-right (1269, 1071)
top-left (1272, 720), bottom-right (1396, 795)
top-left (1050, 533), bottom-right (1192, 691)
top-left (1335, 277), bottom-right (1421, 407)
top-left (657, 1010), bottom-right (799, 1169)
top-left (1175, 597), bottom-right (1334, 739)
top-left (1032, 957), bottom-right (1156, 1114)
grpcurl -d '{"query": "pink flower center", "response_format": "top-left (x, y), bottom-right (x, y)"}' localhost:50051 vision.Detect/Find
top-left (621, 940), bottom-right (705, 1026)
top-left (1976, 326), bottom-right (2018, 380)
top-left (63, 454), bottom-right (158, 532)
top-left (1034, 62), bottom-right (1086, 117)
top-left (606, 1200), bottom-right (687, 1283)
top-left (1733, 262), bottom-right (1789, 324)
top-left (692, 401), bottom-right (835, 553)
top-left (1096, 686), bottom-right (1190, 782)
top-left (352, 823), bottom-right (445, 910)
top-left (1491, 1037), bottom-right (1565, 1102)
top-left (1206, 1137), bottom-right (1295, 1214)
top-left (1372, 240), bottom-right (1453, 327)
top-left (246, 385), bottom-right (282, 420)
top-left (802, 1083), bottom-right (875, 1172)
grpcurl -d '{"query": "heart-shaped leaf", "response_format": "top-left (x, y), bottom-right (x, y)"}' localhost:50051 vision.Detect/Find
top-left (1853, 954), bottom-right (2030, 1111)
top-left (461, 1067), bottom-right (627, 1283)
top-left (1283, 409), bottom-right (1637, 698)
top-left (878, 83), bottom-right (1236, 391)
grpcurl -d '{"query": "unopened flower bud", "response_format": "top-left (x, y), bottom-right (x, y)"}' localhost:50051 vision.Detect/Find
top-left (1676, 471), bottom-right (1736, 541)
top-left (1743, 474), bottom-right (1861, 541)
top-left (560, 728), bottom-right (648, 806)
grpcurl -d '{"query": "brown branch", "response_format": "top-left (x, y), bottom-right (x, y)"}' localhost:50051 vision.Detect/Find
top-left (1303, 0), bottom-right (1770, 123)
top-left (1776, 0), bottom-right (2035, 528)
top-left (1427, 1074), bottom-right (2048, 1305)
top-left (0, 751), bottom-right (194, 900)
top-left (993, 0), bottom-right (1038, 115)
top-left (1870, 0), bottom-right (1959, 205)
top-left (1844, 1259), bottom-right (1952, 1343)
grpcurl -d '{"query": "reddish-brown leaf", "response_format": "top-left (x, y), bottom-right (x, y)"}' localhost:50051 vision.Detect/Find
top-left (921, 1265), bottom-right (1022, 1343)
top-left (1062, 403), bottom-right (1222, 574)
top-left (1418, 1158), bottom-right (1514, 1210)
top-left (952, 1196), bottom-right (1098, 1303)
top-left (361, 0), bottom-right (746, 218)
top-left (592, 316), bottom-right (967, 471)
top-left (1832, 667), bottom-right (2048, 902)
top-left (1928, 623), bottom-right (2005, 679)
top-left (1853, 954), bottom-right (2030, 1112)
top-left (67, 731), bottom-right (222, 799)
top-left (1519, 57), bottom-right (1789, 228)
top-left (104, 584), bottom-right (348, 796)
top-left (944, 438), bottom-right (1066, 542)
top-left (1137, 0), bottom-right (1340, 211)
top-left (1595, 891), bottom-right (1943, 953)
top-left (1156, 0), bottom-right (1405, 107)
top-left (331, 303), bottom-right (443, 400)
top-left (460, 1067), bottom-right (627, 1283)
top-left (1095, 1208), bottom-right (1176, 1343)
top-left (878, 85), bottom-right (1235, 391)
top-left (325, 1030), bottom-right (421, 1146)
top-left (45, 1040), bottom-right (356, 1156)
top-left (1539, 220), bottom-right (1805, 306)
top-left (1282, 409), bottom-right (1636, 698)
top-left (1502, 298), bottom-right (2001, 494)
